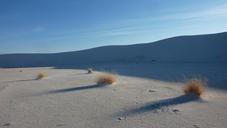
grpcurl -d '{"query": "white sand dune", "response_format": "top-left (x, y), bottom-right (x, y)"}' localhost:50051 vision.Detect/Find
top-left (0, 32), bottom-right (226, 68)
top-left (0, 32), bottom-right (227, 127)
top-left (0, 68), bottom-right (227, 128)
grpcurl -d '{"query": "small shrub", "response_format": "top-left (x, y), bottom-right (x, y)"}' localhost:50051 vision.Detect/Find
top-left (19, 70), bottom-right (23, 72)
top-left (183, 79), bottom-right (206, 97)
top-left (96, 73), bottom-right (116, 85)
top-left (36, 72), bottom-right (47, 80)
top-left (87, 68), bottom-right (93, 74)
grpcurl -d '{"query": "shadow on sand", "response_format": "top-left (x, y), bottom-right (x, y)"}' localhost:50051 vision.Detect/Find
top-left (3, 78), bottom-right (37, 83)
top-left (117, 94), bottom-right (203, 117)
top-left (1, 62), bottom-right (227, 90)
top-left (34, 84), bottom-right (107, 96)
top-left (53, 63), bottom-right (227, 90)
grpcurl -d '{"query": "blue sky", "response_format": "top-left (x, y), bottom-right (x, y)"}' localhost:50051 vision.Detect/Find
top-left (0, 0), bottom-right (227, 54)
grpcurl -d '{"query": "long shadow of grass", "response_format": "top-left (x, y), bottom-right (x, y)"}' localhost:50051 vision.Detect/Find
top-left (48, 84), bottom-right (105, 94)
top-left (117, 94), bottom-right (202, 117)
top-left (3, 78), bottom-right (37, 83)
top-left (34, 84), bottom-right (107, 96)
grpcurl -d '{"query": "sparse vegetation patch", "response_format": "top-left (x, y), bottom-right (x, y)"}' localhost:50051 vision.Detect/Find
top-left (96, 73), bottom-right (117, 85)
top-left (183, 79), bottom-right (206, 97)
top-left (36, 72), bottom-right (47, 80)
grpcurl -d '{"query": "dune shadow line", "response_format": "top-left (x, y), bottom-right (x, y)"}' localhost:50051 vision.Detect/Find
top-left (118, 94), bottom-right (202, 116)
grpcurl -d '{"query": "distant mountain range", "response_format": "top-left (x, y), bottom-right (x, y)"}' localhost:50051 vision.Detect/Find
top-left (0, 32), bottom-right (227, 68)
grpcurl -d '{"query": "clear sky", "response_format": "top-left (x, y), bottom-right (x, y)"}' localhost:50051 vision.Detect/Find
top-left (0, 0), bottom-right (227, 54)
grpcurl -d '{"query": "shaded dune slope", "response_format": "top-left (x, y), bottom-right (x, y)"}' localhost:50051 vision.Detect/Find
top-left (0, 32), bottom-right (227, 68)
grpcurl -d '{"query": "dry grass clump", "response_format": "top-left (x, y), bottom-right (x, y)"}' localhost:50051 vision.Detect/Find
top-left (36, 72), bottom-right (47, 80)
top-left (183, 79), bottom-right (206, 97)
top-left (96, 73), bottom-right (117, 85)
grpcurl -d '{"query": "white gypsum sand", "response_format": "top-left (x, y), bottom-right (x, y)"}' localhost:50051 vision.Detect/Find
top-left (0, 65), bottom-right (227, 128)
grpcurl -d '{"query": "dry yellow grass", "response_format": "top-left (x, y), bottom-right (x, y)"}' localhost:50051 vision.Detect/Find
top-left (183, 79), bottom-right (206, 97)
top-left (36, 72), bottom-right (47, 80)
top-left (96, 73), bottom-right (117, 85)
